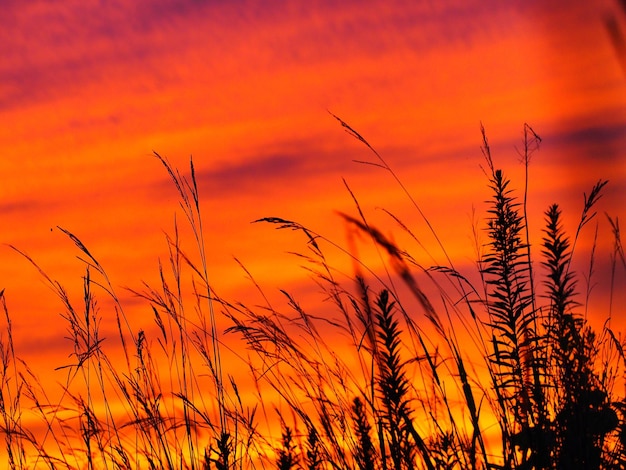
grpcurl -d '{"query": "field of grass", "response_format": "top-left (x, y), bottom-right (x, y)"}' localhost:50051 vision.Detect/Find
top-left (0, 119), bottom-right (624, 469)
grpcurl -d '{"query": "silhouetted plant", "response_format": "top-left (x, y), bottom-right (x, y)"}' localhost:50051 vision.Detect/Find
top-left (304, 424), bottom-right (323, 470)
top-left (480, 153), bottom-right (549, 468)
top-left (351, 397), bottom-right (376, 470)
top-left (276, 426), bottom-right (298, 470)
top-left (372, 289), bottom-right (433, 470)
top-left (0, 118), bottom-right (623, 470)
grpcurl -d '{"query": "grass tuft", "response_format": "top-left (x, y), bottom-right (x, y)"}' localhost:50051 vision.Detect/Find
top-left (0, 118), bottom-right (623, 469)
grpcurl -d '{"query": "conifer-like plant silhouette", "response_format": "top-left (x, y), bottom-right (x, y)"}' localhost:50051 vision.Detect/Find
top-left (480, 135), bottom-right (549, 468)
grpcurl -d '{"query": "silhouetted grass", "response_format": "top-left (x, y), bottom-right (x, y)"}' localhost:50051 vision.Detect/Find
top-left (0, 118), bottom-right (623, 469)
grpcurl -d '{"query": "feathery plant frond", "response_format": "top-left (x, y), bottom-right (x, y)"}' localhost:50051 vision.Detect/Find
top-left (303, 423), bottom-right (323, 470)
top-left (372, 290), bottom-right (435, 470)
top-left (374, 290), bottom-right (414, 470)
top-left (542, 204), bottom-right (578, 320)
top-left (351, 397), bottom-right (376, 470)
top-left (542, 195), bottom-right (619, 468)
top-left (276, 426), bottom-right (299, 470)
top-left (480, 128), bottom-right (551, 467)
top-left (481, 168), bottom-right (541, 426)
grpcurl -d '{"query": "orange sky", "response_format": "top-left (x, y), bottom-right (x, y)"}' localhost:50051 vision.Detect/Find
top-left (1, 0), bottom-right (626, 464)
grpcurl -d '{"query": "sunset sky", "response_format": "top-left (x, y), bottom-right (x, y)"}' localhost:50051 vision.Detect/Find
top-left (1, 0), bottom-right (626, 462)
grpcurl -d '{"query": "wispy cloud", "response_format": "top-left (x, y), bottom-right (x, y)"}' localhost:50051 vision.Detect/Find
top-left (1, 0), bottom-right (532, 112)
